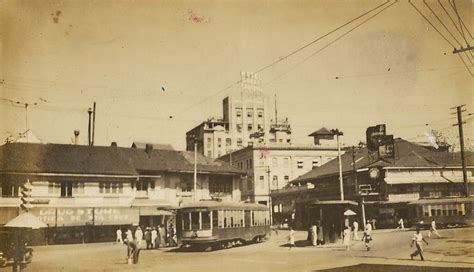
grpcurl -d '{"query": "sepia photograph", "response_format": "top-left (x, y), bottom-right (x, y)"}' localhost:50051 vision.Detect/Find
top-left (0, 0), bottom-right (473, 271)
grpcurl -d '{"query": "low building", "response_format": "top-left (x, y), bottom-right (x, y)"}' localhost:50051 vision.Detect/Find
top-left (271, 138), bottom-right (473, 238)
top-left (0, 142), bottom-right (244, 244)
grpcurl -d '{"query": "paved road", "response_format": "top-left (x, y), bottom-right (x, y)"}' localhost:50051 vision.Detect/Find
top-left (3, 227), bottom-right (473, 271)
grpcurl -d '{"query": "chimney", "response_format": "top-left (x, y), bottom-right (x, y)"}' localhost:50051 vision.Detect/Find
top-left (145, 143), bottom-right (153, 154)
top-left (111, 142), bottom-right (117, 147)
top-left (74, 130), bottom-right (80, 145)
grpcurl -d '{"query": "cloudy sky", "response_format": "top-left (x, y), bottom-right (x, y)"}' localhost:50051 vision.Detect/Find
top-left (0, 0), bottom-right (472, 150)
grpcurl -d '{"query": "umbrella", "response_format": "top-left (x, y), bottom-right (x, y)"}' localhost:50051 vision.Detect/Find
top-left (343, 209), bottom-right (357, 216)
top-left (5, 212), bottom-right (48, 229)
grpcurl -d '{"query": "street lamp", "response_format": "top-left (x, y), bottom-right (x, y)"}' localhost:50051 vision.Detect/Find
top-left (331, 129), bottom-right (344, 201)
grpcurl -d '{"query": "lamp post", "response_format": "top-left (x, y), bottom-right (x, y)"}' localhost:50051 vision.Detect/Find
top-left (331, 129), bottom-right (344, 201)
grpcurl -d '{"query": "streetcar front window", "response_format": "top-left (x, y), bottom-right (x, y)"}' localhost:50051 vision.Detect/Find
top-left (202, 211), bottom-right (211, 229)
top-left (212, 211), bottom-right (218, 228)
top-left (191, 212), bottom-right (200, 230)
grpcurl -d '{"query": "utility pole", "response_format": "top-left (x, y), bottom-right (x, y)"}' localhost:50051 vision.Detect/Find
top-left (351, 146), bottom-right (358, 194)
top-left (193, 137), bottom-right (198, 202)
top-left (87, 108), bottom-right (93, 146)
top-left (451, 105), bottom-right (469, 196)
top-left (331, 129), bottom-right (344, 201)
top-left (267, 166), bottom-right (273, 225)
top-left (92, 102), bottom-right (96, 146)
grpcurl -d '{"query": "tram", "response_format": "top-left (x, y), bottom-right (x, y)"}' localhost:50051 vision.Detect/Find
top-left (177, 201), bottom-right (271, 250)
top-left (407, 197), bottom-right (474, 228)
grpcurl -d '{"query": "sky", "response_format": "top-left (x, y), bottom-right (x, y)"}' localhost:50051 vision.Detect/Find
top-left (0, 0), bottom-right (472, 150)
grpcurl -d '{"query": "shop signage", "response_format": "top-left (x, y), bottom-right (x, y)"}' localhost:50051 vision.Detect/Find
top-left (31, 207), bottom-right (139, 226)
top-left (388, 193), bottom-right (420, 202)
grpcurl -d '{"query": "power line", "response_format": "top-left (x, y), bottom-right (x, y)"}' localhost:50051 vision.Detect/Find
top-left (457, 53), bottom-right (474, 77)
top-left (264, 0), bottom-right (398, 86)
top-left (169, 0), bottom-right (393, 119)
top-left (408, 0), bottom-right (456, 49)
top-left (438, 0), bottom-right (473, 58)
top-left (448, 0), bottom-right (473, 39)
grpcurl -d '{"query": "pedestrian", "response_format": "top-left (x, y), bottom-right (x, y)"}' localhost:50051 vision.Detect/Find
top-left (288, 228), bottom-right (295, 250)
top-left (306, 224), bottom-right (312, 246)
top-left (151, 227), bottom-right (158, 249)
top-left (135, 227), bottom-right (143, 248)
top-left (353, 221), bottom-right (359, 240)
top-left (124, 239), bottom-right (141, 264)
top-left (343, 226), bottom-right (351, 251)
top-left (397, 218), bottom-right (405, 230)
top-left (144, 228), bottom-right (152, 249)
top-left (126, 228), bottom-right (133, 241)
top-left (371, 218), bottom-right (377, 230)
top-left (116, 228), bottom-right (123, 244)
top-left (310, 224), bottom-right (317, 246)
top-left (317, 222), bottom-right (324, 246)
top-left (159, 225), bottom-right (166, 248)
top-left (361, 221), bottom-right (372, 251)
top-left (428, 219), bottom-right (441, 238)
top-left (410, 227), bottom-right (429, 261)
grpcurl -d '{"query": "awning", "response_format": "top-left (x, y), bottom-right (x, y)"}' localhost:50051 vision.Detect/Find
top-left (5, 212), bottom-right (48, 229)
top-left (384, 176), bottom-right (469, 185)
top-left (344, 209), bottom-right (357, 216)
top-left (138, 207), bottom-right (175, 216)
top-left (408, 197), bottom-right (474, 205)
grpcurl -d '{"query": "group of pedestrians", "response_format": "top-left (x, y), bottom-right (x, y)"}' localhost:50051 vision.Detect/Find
top-left (117, 225), bottom-right (176, 250)
top-left (307, 222), bottom-right (324, 247)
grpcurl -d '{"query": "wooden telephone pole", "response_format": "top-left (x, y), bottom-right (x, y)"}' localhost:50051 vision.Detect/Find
top-left (451, 105), bottom-right (469, 197)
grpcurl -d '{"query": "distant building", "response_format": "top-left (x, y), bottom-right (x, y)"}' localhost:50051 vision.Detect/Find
top-left (186, 72), bottom-right (292, 158)
top-left (218, 142), bottom-right (340, 207)
top-left (0, 142), bottom-right (243, 244)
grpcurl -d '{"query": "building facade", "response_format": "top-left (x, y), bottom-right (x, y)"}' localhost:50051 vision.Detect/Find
top-left (218, 144), bottom-right (340, 207)
top-left (271, 138), bottom-right (473, 240)
top-left (186, 72), bottom-right (292, 158)
top-left (0, 143), bottom-right (243, 244)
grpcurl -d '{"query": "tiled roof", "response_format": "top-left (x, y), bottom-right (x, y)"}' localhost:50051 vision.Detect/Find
top-left (0, 143), bottom-right (244, 176)
top-left (292, 138), bottom-right (474, 184)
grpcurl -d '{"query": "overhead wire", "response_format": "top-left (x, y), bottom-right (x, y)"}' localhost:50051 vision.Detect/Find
top-left (169, 0), bottom-right (393, 118)
top-left (437, 0), bottom-right (473, 57)
top-left (423, 0), bottom-right (473, 64)
top-left (264, 0), bottom-right (398, 86)
top-left (450, 0), bottom-right (471, 40)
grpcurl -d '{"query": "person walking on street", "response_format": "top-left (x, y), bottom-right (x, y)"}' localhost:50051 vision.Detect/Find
top-left (310, 224), bottom-right (317, 246)
top-left (151, 227), bottom-right (158, 249)
top-left (371, 218), bottom-right (376, 230)
top-left (288, 228), bottom-right (295, 250)
top-left (144, 228), bottom-right (152, 249)
top-left (126, 228), bottom-right (133, 241)
top-left (135, 227), bottom-right (143, 248)
top-left (428, 219), bottom-right (441, 238)
top-left (317, 222), bottom-right (324, 246)
top-left (362, 221), bottom-right (373, 251)
top-left (410, 227), bottom-right (429, 261)
top-left (352, 221), bottom-right (359, 240)
top-left (397, 218), bottom-right (405, 230)
top-left (159, 225), bottom-right (166, 248)
top-left (343, 226), bottom-right (351, 251)
top-left (116, 228), bottom-right (123, 243)
top-left (124, 239), bottom-right (141, 264)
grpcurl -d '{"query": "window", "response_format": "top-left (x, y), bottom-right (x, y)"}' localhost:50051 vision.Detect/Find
top-left (248, 124), bottom-right (253, 131)
top-left (247, 110), bottom-right (253, 118)
top-left (1, 181), bottom-right (19, 197)
top-left (429, 191), bottom-right (442, 198)
top-left (284, 176), bottom-right (290, 183)
top-left (60, 182), bottom-right (73, 197)
top-left (236, 124), bottom-right (242, 132)
top-left (249, 159), bottom-right (253, 169)
top-left (212, 211), bottom-right (219, 228)
top-left (209, 180), bottom-right (233, 194)
top-left (247, 178), bottom-right (253, 190)
top-left (207, 137), bottom-right (212, 148)
top-left (312, 159), bottom-right (319, 168)
top-left (258, 111), bottom-right (263, 118)
top-left (283, 158), bottom-right (289, 167)
top-left (272, 175), bottom-right (278, 188)
top-left (237, 139), bottom-right (243, 147)
top-left (236, 110), bottom-right (242, 117)
top-left (202, 211), bottom-right (211, 229)
top-left (257, 124), bottom-right (263, 131)
top-left (136, 181), bottom-right (149, 191)
top-left (99, 182), bottom-right (123, 194)
top-left (226, 138), bottom-right (231, 146)
top-left (217, 138), bottom-right (222, 147)
top-left (297, 160), bottom-right (304, 169)
top-left (259, 176), bottom-right (265, 189)
top-left (191, 212), bottom-right (200, 230)
top-left (183, 213), bottom-right (190, 230)
top-left (179, 175), bottom-right (193, 193)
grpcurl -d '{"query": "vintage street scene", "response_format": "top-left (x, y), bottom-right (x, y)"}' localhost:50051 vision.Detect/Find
top-left (0, 0), bottom-right (472, 271)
